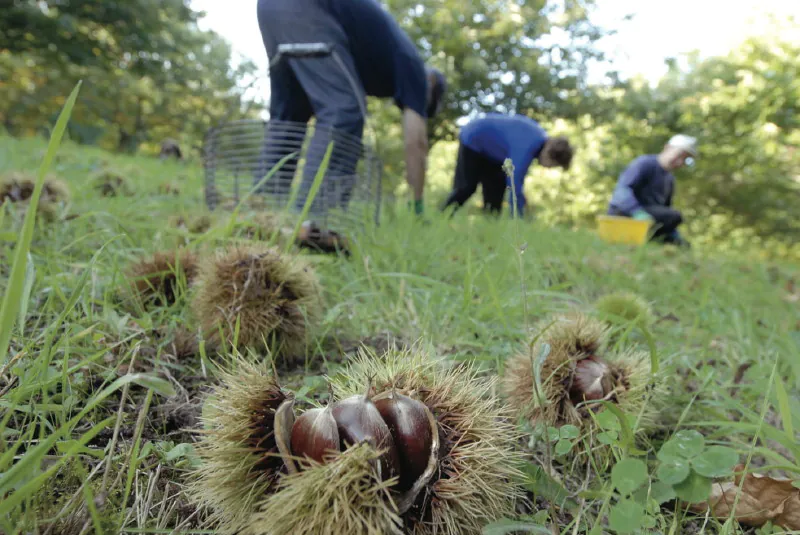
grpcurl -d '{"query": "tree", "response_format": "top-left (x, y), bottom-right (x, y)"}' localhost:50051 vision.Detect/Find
top-left (364, 0), bottom-right (613, 190)
top-left (383, 0), bottom-right (612, 141)
top-left (520, 28), bottom-right (799, 259)
top-left (0, 0), bottom-right (262, 154)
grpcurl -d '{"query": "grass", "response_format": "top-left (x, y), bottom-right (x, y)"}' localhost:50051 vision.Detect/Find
top-left (0, 130), bottom-right (799, 534)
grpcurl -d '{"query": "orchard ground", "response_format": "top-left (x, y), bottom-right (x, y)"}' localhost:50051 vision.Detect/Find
top-left (1, 133), bottom-right (799, 534)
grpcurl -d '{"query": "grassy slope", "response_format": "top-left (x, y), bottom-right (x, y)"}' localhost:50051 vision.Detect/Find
top-left (1, 134), bottom-right (799, 533)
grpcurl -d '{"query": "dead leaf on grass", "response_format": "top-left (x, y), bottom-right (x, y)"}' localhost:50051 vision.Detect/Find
top-left (687, 465), bottom-right (800, 531)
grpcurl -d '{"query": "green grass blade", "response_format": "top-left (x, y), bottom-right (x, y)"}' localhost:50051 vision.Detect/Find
top-left (16, 253), bottom-right (35, 330)
top-left (285, 141), bottom-right (334, 251)
top-left (127, 373), bottom-right (177, 397)
top-left (0, 81), bottom-right (82, 365)
top-left (773, 374), bottom-right (795, 452)
top-left (0, 416), bottom-right (114, 516)
top-left (118, 389), bottom-right (154, 529)
top-left (640, 323), bottom-right (660, 377)
top-left (224, 150), bottom-right (297, 231)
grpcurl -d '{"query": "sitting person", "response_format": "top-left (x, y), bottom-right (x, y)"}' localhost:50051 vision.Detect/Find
top-left (607, 134), bottom-right (698, 247)
top-left (440, 112), bottom-right (573, 217)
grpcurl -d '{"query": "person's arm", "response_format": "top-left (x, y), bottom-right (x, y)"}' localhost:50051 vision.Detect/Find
top-left (508, 159), bottom-right (529, 218)
top-left (610, 158), bottom-right (650, 216)
top-left (506, 145), bottom-right (535, 218)
top-left (402, 107), bottom-right (429, 209)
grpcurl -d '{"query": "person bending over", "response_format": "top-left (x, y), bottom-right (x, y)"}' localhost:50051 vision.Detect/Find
top-left (441, 113), bottom-right (573, 218)
top-left (255, 0), bottom-right (447, 220)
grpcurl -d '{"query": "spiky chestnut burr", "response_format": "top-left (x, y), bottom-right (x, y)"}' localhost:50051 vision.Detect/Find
top-left (0, 172), bottom-right (70, 205)
top-left (91, 170), bottom-right (132, 197)
top-left (187, 357), bottom-right (288, 535)
top-left (248, 443), bottom-right (404, 535)
top-left (325, 344), bottom-right (525, 535)
top-left (190, 345), bottom-right (523, 535)
top-left (127, 249), bottom-right (198, 307)
top-left (503, 312), bottom-right (661, 432)
top-left (0, 171), bottom-right (71, 222)
top-left (191, 245), bottom-right (323, 358)
top-left (595, 291), bottom-right (654, 328)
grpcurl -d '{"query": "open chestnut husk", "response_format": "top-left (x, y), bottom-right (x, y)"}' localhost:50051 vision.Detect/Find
top-left (320, 345), bottom-right (524, 535)
top-left (187, 357), bottom-right (290, 535)
top-left (502, 312), bottom-right (663, 434)
top-left (191, 346), bottom-right (524, 535)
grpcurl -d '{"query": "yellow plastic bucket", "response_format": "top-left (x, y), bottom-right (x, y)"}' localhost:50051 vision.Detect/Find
top-left (597, 215), bottom-right (651, 245)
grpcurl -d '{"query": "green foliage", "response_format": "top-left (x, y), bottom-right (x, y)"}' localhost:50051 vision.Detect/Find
top-left (367, 0), bottom-right (612, 188)
top-left (0, 64), bottom-right (798, 531)
top-left (518, 30), bottom-right (800, 260)
top-left (599, 428), bottom-right (740, 533)
top-left (609, 498), bottom-right (645, 534)
top-left (537, 424), bottom-right (581, 457)
top-left (0, 82), bottom-right (80, 364)
top-left (607, 457), bottom-right (649, 534)
top-left (611, 458), bottom-right (649, 496)
top-left (384, 0), bottom-right (610, 140)
top-left (0, 0), bottom-right (262, 154)
top-left (655, 430), bottom-right (739, 503)
top-left (656, 456), bottom-right (691, 485)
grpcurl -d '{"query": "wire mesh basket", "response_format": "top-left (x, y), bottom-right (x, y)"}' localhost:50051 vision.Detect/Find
top-left (203, 118), bottom-right (382, 232)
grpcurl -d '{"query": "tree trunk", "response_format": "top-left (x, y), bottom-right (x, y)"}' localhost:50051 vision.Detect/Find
top-left (118, 97), bottom-right (145, 153)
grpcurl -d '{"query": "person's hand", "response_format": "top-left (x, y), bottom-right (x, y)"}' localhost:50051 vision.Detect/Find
top-left (408, 199), bottom-right (424, 216)
top-left (631, 209), bottom-right (654, 222)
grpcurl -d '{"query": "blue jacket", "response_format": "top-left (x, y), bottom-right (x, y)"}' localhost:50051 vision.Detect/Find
top-left (608, 155), bottom-right (675, 214)
top-left (459, 113), bottom-right (548, 215)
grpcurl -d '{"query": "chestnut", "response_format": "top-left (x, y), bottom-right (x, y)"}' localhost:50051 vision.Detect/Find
top-left (331, 391), bottom-right (400, 481)
top-left (373, 391), bottom-right (435, 492)
top-left (569, 356), bottom-right (612, 404)
top-left (290, 406), bottom-right (340, 464)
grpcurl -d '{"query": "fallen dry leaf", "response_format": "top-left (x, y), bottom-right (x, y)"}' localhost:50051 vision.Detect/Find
top-left (687, 465), bottom-right (800, 530)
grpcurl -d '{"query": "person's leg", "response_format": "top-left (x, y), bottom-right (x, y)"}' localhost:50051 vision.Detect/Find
top-left (254, 1), bottom-right (314, 198)
top-left (641, 205), bottom-right (683, 241)
top-left (283, 33), bottom-right (366, 217)
top-left (441, 143), bottom-right (481, 214)
top-left (480, 160), bottom-right (508, 215)
top-left (255, 70), bottom-right (313, 198)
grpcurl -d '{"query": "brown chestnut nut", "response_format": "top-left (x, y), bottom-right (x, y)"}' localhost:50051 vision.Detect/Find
top-left (291, 406), bottom-right (340, 464)
top-left (331, 392), bottom-right (400, 481)
top-left (569, 356), bottom-right (613, 404)
top-left (373, 391), bottom-right (434, 492)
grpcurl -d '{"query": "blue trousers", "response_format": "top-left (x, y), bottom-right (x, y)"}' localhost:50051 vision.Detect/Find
top-left (255, 0), bottom-right (365, 216)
